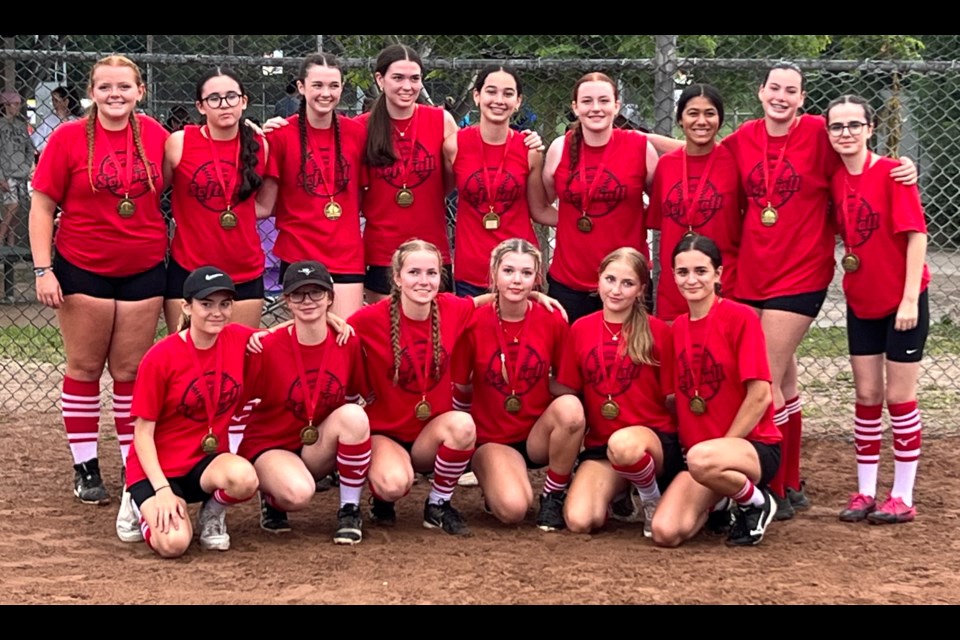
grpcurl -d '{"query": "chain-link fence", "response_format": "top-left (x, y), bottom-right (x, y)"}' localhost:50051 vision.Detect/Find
top-left (1, 35), bottom-right (958, 436)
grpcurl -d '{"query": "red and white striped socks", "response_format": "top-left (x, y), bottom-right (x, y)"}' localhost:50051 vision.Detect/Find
top-left (731, 478), bottom-right (765, 508)
top-left (112, 380), bottom-right (135, 466)
top-left (769, 405), bottom-right (789, 498)
top-left (337, 438), bottom-right (372, 507)
top-left (542, 469), bottom-right (571, 496)
top-left (612, 453), bottom-right (660, 503)
top-left (62, 376), bottom-right (100, 464)
top-left (784, 395), bottom-right (803, 491)
top-left (428, 444), bottom-right (475, 505)
top-left (889, 400), bottom-right (921, 507)
top-left (854, 403), bottom-right (883, 497)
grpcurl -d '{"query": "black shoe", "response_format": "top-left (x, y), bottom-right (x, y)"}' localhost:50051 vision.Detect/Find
top-left (259, 493), bottom-right (291, 533)
top-left (333, 503), bottom-right (363, 545)
top-left (423, 498), bottom-right (470, 536)
top-left (609, 486), bottom-right (642, 523)
top-left (772, 491), bottom-right (795, 521)
top-left (727, 491), bottom-right (778, 546)
top-left (369, 497), bottom-right (397, 527)
top-left (315, 473), bottom-right (336, 493)
top-left (787, 482), bottom-right (810, 510)
top-left (73, 458), bottom-right (110, 505)
top-left (537, 491), bottom-right (567, 532)
top-left (705, 498), bottom-right (734, 535)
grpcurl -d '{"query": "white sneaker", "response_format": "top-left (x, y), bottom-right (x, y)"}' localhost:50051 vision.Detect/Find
top-left (457, 471), bottom-right (479, 487)
top-left (642, 497), bottom-right (660, 539)
top-left (116, 486), bottom-right (144, 543)
top-left (198, 501), bottom-right (230, 551)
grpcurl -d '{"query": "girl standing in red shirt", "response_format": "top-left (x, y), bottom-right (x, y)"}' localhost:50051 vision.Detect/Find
top-left (826, 95), bottom-right (929, 525)
top-left (258, 53), bottom-right (368, 318)
top-left (542, 73), bottom-right (659, 325)
top-left (29, 55), bottom-right (168, 510)
top-left (554, 247), bottom-right (680, 536)
top-left (651, 235), bottom-right (781, 547)
top-left (163, 68), bottom-right (268, 331)
top-left (443, 65), bottom-right (554, 298)
top-left (452, 238), bottom-right (583, 532)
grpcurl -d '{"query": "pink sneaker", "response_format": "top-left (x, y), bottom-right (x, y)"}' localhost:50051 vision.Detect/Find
top-left (866, 495), bottom-right (916, 524)
top-left (838, 493), bottom-right (876, 522)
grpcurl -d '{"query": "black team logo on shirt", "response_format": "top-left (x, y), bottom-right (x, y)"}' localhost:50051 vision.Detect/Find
top-left (178, 372), bottom-right (242, 422)
top-left (483, 344), bottom-right (547, 397)
top-left (94, 154), bottom-right (157, 198)
top-left (285, 368), bottom-right (346, 421)
top-left (562, 167), bottom-right (627, 218)
top-left (663, 178), bottom-right (724, 228)
top-left (677, 346), bottom-right (725, 401)
top-left (376, 139), bottom-right (435, 189)
top-left (462, 169), bottom-right (523, 215)
top-left (746, 160), bottom-right (801, 209)
top-left (583, 343), bottom-right (643, 398)
top-left (189, 161), bottom-right (240, 212)
top-left (390, 340), bottom-right (450, 393)
top-left (840, 194), bottom-right (880, 248)
top-left (299, 149), bottom-right (350, 197)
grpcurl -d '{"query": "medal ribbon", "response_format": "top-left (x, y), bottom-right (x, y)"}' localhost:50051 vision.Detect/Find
top-left (841, 151), bottom-right (870, 256)
top-left (289, 324), bottom-right (333, 427)
top-left (95, 120), bottom-right (134, 197)
top-left (306, 122), bottom-right (339, 201)
top-left (392, 105), bottom-right (420, 189)
top-left (494, 301), bottom-right (531, 396)
top-left (681, 147), bottom-right (719, 230)
top-left (400, 310), bottom-right (433, 402)
top-left (577, 133), bottom-right (618, 216)
top-left (203, 125), bottom-right (241, 211)
top-left (595, 318), bottom-right (625, 400)
top-left (683, 297), bottom-right (720, 403)
top-left (761, 116), bottom-right (800, 208)
top-left (185, 329), bottom-right (225, 433)
top-left (479, 128), bottom-right (513, 215)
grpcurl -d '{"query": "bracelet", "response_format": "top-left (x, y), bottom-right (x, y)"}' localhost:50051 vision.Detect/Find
top-left (153, 484), bottom-right (171, 493)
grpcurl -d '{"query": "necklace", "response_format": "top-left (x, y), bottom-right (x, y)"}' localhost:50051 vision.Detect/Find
top-left (393, 118), bottom-right (414, 138)
top-left (602, 319), bottom-right (622, 342)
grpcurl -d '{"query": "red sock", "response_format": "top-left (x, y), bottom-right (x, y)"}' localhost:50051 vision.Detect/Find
top-left (611, 453), bottom-right (659, 502)
top-left (769, 405), bottom-right (789, 498)
top-left (730, 478), bottom-right (762, 507)
top-left (784, 396), bottom-right (802, 491)
top-left (428, 444), bottom-right (474, 504)
top-left (212, 488), bottom-right (252, 506)
top-left (112, 380), bottom-right (135, 466)
top-left (542, 469), bottom-right (571, 495)
top-left (62, 376), bottom-right (101, 465)
top-left (337, 438), bottom-right (372, 506)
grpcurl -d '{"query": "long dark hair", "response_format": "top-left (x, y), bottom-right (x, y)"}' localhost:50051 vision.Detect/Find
top-left (296, 53), bottom-right (344, 195)
top-left (195, 67), bottom-right (262, 202)
top-left (364, 44), bottom-right (423, 168)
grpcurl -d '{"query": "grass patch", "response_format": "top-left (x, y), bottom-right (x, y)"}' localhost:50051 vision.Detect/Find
top-left (0, 326), bottom-right (65, 364)
top-left (798, 320), bottom-right (960, 358)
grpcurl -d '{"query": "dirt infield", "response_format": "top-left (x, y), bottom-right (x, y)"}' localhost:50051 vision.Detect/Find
top-left (1, 410), bottom-right (957, 605)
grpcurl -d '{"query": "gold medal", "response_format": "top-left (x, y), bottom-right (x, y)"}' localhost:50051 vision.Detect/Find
top-left (201, 432), bottom-right (219, 454)
top-left (482, 211), bottom-right (501, 231)
top-left (690, 395), bottom-right (707, 416)
top-left (117, 198), bottom-right (136, 218)
top-left (600, 398), bottom-right (620, 420)
top-left (841, 253), bottom-right (860, 273)
top-left (324, 200), bottom-right (342, 220)
top-left (577, 215), bottom-right (593, 233)
top-left (300, 424), bottom-right (319, 446)
top-left (415, 399), bottom-right (432, 421)
top-left (504, 394), bottom-right (522, 414)
top-left (220, 209), bottom-right (238, 230)
top-left (396, 187), bottom-right (414, 207)
top-left (760, 205), bottom-right (778, 227)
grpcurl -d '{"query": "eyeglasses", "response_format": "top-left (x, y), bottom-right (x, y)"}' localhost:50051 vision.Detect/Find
top-left (287, 289), bottom-right (327, 303)
top-left (201, 92), bottom-right (243, 109)
top-left (827, 121), bottom-right (869, 137)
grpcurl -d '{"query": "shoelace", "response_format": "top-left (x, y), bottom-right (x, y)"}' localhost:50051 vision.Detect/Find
top-left (848, 493), bottom-right (874, 511)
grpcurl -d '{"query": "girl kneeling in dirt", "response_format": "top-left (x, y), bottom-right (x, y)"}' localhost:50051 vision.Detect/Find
top-left (650, 235), bottom-right (782, 547)
top-left (553, 247), bottom-right (681, 538)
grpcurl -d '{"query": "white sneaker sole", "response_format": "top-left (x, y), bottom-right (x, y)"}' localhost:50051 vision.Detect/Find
top-left (457, 471), bottom-right (479, 487)
top-left (199, 536), bottom-right (231, 551)
top-left (117, 526), bottom-right (144, 543)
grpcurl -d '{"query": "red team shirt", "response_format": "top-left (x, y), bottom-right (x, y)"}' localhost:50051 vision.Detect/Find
top-left (32, 115), bottom-right (168, 277)
top-left (357, 106), bottom-right (451, 266)
top-left (239, 327), bottom-right (366, 461)
top-left (126, 323), bottom-right (256, 486)
top-left (723, 115), bottom-right (841, 300)
top-left (831, 155), bottom-right (930, 319)
top-left (265, 114), bottom-right (367, 275)
top-left (671, 299), bottom-right (782, 453)
top-left (453, 303), bottom-right (568, 445)
top-left (170, 125), bottom-right (267, 283)
top-left (349, 293), bottom-right (476, 443)
top-left (550, 129), bottom-right (651, 291)
top-left (556, 312), bottom-right (675, 449)
top-left (647, 144), bottom-right (744, 321)
top-left (452, 127), bottom-right (538, 288)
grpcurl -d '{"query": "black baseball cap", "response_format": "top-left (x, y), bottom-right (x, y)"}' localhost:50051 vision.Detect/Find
top-left (183, 266), bottom-right (237, 300)
top-left (282, 260), bottom-right (334, 295)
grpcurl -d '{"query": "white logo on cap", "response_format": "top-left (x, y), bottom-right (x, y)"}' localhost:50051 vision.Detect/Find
top-left (205, 273), bottom-right (225, 281)
top-left (297, 267), bottom-right (315, 276)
